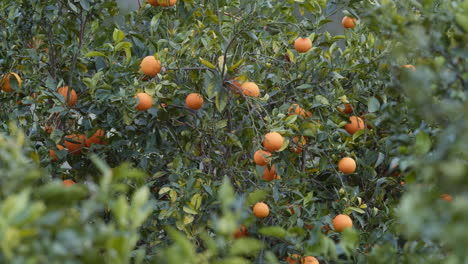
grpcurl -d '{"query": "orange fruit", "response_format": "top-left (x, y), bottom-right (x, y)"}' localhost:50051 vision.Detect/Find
top-left (185, 93), bottom-right (204, 110)
top-left (343, 103), bottom-right (353, 114)
top-left (45, 125), bottom-right (53, 134)
top-left (290, 136), bottom-right (306, 153)
top-left (402, 64), bottom-right (416, 71)
top-left (440, 194), bottom-right (453, 202)
top-left (64, 134), bottom-right (86, 155)
top-left (342, 16), bottom-right (357, 29)
top-left (140, 56), bottom-right (161, 77)
top-left (158, 0), bottom-right (177, 6)
top-left (228, 78), bottom-right (243, 94)
top-left (85, 129), bottom-right (106, 147)
top-left (147, 0), bottom-right (159, 5)
top-left (332, 214), bottom-right (353, 232)
top-left (262, 165), bottom-right (278, 181)
top-left (234, 225), bottom-right (248, 239)
top-left (253, 149), bottom-right (271, 166)
top-left (288, 204), bottom-right (302, 215)
top-left (57, 86), bottom-right (78, 106)
top-left (338, 157), bottom-right (356, 174)
top-left (286, 254), bottom-right (301, 264)
top-left (253, 202), bottom-right (269, 218)
top-left (344, 116), bottom-right (365, 135)
top-left (240, 82), bottom-right (260, 97)
top-left (63, 179), bottom-right (76, 187)
top-left (263, 132), bottom-right (284, 152)
top-left (1, 72), bottom-right (22, 92)
top-left (136, 92), bottom-right (153, 111)
top-left (302, 256), bottom-right (319, 264)
top-left (49, 145), bottom-right (65, 161)
top-left (294, 37), bottom-right (312, 53)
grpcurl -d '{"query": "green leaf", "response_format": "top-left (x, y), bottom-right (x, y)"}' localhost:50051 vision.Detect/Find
top-left (113, 28), bottom-right (126, 43)
top-left (199, 57), bottom-right (216, 69)
top-left (258, 226), bottom-right (287, 239)
top-left (219, 177), bottom-right (234, 210)
top-left (368, 97), bottom-right (380, 113)
top-left (246, 189), bottom-right (269, 206)
top-left (415, 131), bottom-right (431, 155)
top-left (85, 51), bottom-right (106, 57)
top-left (229, 238), bottom-right (264, 256)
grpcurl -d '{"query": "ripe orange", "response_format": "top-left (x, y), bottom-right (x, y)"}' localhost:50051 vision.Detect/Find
top-left (343, 103), bottom-right (353, 114)
top-left (147, 0), bottom-right (159, 5)
top-left (240, 82), bottom-right (260, 97)
top-left (1, 72), bottom-right (22, 92)
top-left (58, 86), bottom-right (78, 106)
top-left (294, 37), bottom-right (312, 53)
top-left (64, 134), bottom-right (86, 155)
top-left (136, 92), bottom-right (153, 111)
top-left (85, 129), bottom-right (106, 147)
top-left (253, 202), bottom-right (269, 218)
top-left (286, 254), bottom-right (301, 264)
top-left (234, 225), bottom-right (249, 239)
top-left (157, 0), bottom-right (177, 6)
top-left (290, 136), bottom-right (306, 153)
top-left (338, 157), bottom-right (356, 174)
top-left (344, 116), bottom-right (365, 135)
top-left (262, 165), bottom-right (278, 181)
top-left (302, 256), bottom-right (319, 264)
top-left (342, 16), bottom-right (357, 29)
top-left (140, 56), bottom-right (161, 77)
top-left (185, 93), bottom-right (204, 110)
top-left (440, 194), bottom-right (453, 202)
top-left (63, 179), bottom-right (76, 187)
top-left (402, 64), bottom-right (416, 71)
top-left (49, 145), bottom-right (65, 161)
top-left (332, 214), bottom-right (353, 232)
top-left (253, 149), bottom-right (271, 166)
top-left (263, 132), bottom-right (284, 152)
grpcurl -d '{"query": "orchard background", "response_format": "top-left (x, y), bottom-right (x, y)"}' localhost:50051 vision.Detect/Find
top-left (0, 0), bottom-right (467, 263)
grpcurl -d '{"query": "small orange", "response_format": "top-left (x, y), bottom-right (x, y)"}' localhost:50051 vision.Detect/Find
top-left (136, 92), bottom-right (153, 111)
top-left (64, 134), bottom-right (86, 155)
top-left (302, 256), bottom-right (319, 264)
top-left (290, 136), bottom-right (306, 153)
top-left (402, 64), bottom-right (416, 71)
top-left (234, 225), bottom-right (249, 239)
top-left (253, 202), bottom-right (269, 218)
top-left (294, 37), bottom-right (312, 53)
top-left (253, 149), bottom-right (271, 166)
top-left (57, 86), bottom-right (78, 106)
top-left (44, 125), bottom-right (53, 134)
top-left (185, 93), bottom-right (204, 110)
top-left (343, 103), bottom-right (353, 114)
top-left (344, 116), bottom-right (365, 135)
top-left (286, 254), bottom-right (301, 264)
top-left (1, 72), bottom-right (22, 92)
top-left (140, 56), bottom-right (161, 77)
top-left (63, 179), bottom-right (76, 187)
top-left (158, 0), bottom-right (177, 6)
top-left (342, 16), bottom-right (357, 29)
top-left (240, 82), bottom-right (260, 97)
top-left (49, 145), bottom-right (65, 161)
top-left (85, 129), bottom-right (106, 147)
top-left (440, 194), bottom-right (453, 202)
top-left (332, 214), bottom-right (353, 232)
top-left (338, 157), bottom-right (356, 174)
top-left (147, 0), bottom-right (159, 5)
top-left (262, 165), bottom-right (278, 181)
top-left (263, 132), bottom-right (284, 152)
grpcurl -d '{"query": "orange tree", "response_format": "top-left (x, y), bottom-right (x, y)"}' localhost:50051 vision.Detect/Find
top-left (1, 0), bottom-right (466, 263)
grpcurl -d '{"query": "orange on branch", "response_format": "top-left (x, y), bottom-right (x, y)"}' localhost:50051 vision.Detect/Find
top-left (332, 214), bottom-right (353, 232)
top-left (63, 179), bottom-right (76, 187)
top-left (85, 129), bottom-right (106, 147)
top-left (262, 165), bottom-right (278, 181)
top-left (240, 82), bottom-right (260, 97)
top-left (345, 116), bottom-right (365, 135)
top-left (290, 136), bottom-right (306, 153)
top-left (58, 86), bottom-right (78, 106)
top-left (342, 16), bottom-right (357, 29)
top-left (140, 56), bottom-right (161, 76)
top-left (136, 92), bottom-right (153, 111)
top-left (253, 149), bottom-right (271, 166)
top-left (185, 93), bottom-right (204, 110)
top-left (338, 157), bottom-right (356, 174)
top-left (64, 134), bottom-right (86, 155)
top-left (253, 202), bottom-right (269, 218)
top-left (1, 72), bottom-right (22, 92)
top-left (49, 145), bottom-right (65, 161)
top-left (263, 132), bottom-right (284, 152)
top-left (294, 37), bottom-right (312, 53)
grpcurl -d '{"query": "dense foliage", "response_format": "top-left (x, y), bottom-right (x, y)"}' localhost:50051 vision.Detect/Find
top-left (0, 0), bottom-right (466, 263)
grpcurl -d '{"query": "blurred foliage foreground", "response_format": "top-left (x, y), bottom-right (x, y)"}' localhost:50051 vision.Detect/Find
top-left (0, 0), bottom-right (467, 263)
